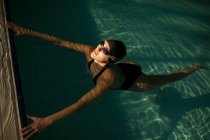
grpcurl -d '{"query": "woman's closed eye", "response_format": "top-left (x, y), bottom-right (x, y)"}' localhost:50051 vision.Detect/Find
top-left (99, 41), bottom-right (110, 55)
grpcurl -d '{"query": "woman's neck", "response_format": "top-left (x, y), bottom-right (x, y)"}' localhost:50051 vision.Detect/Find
top-left (94, 59), bottom-right (108, 67)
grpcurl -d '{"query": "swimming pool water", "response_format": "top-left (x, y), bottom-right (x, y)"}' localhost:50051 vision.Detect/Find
top-left (88, 0), bottom-right (210, 139)
top-left (8, 0), bottom-right (210, 139)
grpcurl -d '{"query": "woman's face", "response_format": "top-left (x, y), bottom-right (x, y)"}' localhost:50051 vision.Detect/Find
top-left (91, 40), bottom-right (111, 64)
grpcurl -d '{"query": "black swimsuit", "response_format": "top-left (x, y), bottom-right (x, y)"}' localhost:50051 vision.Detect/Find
top-left (87, 60), bottom-right (142, 90)
top-left (116, 63), bottom-right (142, 90)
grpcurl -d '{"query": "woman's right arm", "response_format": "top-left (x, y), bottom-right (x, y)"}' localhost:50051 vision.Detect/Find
top-left (20, 76), bottom-right (114, 139)
top-left (7, 22), bottom-right (94, 56)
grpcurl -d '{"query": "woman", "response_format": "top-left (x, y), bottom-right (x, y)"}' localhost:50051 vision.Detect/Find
top-left (7, 22), bottom-right (206, 139)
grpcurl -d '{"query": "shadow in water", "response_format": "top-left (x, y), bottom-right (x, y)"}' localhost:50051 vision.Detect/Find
top-left (156, 87), bottom-right (210, 139)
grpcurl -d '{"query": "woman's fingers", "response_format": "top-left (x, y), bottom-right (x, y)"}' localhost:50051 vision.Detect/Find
top-left (23, 129), bottom-right (38, 140)
top-left (6, 21), bottom-right (12, 28)
top-left (20, 115), bottom-right (40, 139)
top-left (19, 116), bottom-right (47, 139)
top-left (26, 115), bottom-right (37, 121)
top-left (20, 124), bottom-right (32, 132)
top-left (20, 124), bottom-right (40, 140)
top-left (6, 22), bottom-right (16, 30)
top-left (20, 124), bottom-right (33, 136)
top-left (21, 126), bottom-right (34, 137)
top-left (6, 21), bottom-right (24, 36)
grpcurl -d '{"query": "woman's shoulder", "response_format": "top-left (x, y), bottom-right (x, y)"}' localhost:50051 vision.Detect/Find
top-left (98, 64), bottom-right (124, 88)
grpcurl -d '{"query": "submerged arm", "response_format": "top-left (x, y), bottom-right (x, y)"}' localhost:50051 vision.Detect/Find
top-left (7, 22), bottom-right (94, 55)
top-left (47, 81), bottom-right (110, 124)
top-left (45, 69), bottom-right (116, 124)
top-left (20, 78), bottom-right (113, 139)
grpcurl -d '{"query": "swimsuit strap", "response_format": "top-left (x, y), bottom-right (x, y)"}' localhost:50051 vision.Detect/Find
top-left (86, 59), bottom-right (109, 85)
top-left (86, 59), bottom-right (94, 74)
top-left (93, 63), bottom-right (109, 85)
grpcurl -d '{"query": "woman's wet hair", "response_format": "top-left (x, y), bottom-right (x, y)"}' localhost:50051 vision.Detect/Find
top-left (106, 40), bottom-right (127, 63)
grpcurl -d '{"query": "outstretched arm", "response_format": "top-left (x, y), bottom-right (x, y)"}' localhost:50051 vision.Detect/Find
top-left (7, 22), bottom-right (94, 56)
top-left (20, 79), bottom-right (112, 140)
top-left (47, 81), bottom-right (110, 124)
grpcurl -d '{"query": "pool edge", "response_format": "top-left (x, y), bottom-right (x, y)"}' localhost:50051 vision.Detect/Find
top-left (0, 0), bottom-right (27, 139)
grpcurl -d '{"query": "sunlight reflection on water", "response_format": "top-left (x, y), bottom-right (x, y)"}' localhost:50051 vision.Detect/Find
top-left (88, 0), bottom-right (210, 139)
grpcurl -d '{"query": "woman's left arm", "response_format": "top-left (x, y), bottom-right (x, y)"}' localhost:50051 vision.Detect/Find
top-left (7, 22), bottom-right (94, 56)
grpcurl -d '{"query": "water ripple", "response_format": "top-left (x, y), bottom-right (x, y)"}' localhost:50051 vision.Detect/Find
top-left (88, 0), bottom-right (210, 139)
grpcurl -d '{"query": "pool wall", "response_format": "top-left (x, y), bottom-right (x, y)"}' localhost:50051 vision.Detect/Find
top-left (0, 0), bottom-right (24, 139)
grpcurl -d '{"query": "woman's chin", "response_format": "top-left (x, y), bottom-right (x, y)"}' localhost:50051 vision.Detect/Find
top-left (91, 52), bottom-right (98, 59)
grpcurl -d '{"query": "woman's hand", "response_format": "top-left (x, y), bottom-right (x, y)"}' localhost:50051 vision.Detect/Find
top-left (7, 22), bottom-right (27, 36)
top-left (20, 115), bottom-right (51, 140)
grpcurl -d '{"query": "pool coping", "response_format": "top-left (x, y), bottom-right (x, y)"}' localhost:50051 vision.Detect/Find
top-left (0, 0), bottom-right (27, 139)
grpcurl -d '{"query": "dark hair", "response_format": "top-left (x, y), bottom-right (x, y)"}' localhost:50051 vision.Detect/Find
top-left (106, 40), bottom-right (127, 63)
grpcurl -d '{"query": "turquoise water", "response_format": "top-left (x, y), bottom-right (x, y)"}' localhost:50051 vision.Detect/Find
top-left (8, 0), bottom-right (210, 139)
top-left (87, 0), bottom-right (210, 139)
